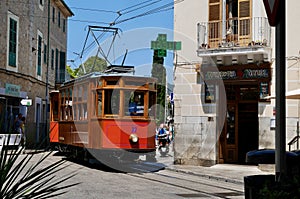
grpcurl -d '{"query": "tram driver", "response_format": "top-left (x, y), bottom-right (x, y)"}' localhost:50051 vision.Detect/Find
top-left (129, 95), bottom-right (144, 116)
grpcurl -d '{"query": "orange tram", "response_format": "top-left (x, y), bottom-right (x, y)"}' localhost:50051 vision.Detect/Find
top-left (49, 70), bottom-right (157, 163)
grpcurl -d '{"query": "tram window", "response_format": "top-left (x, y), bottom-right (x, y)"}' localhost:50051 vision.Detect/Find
top-left (125, 80), bottom-right (146, 87)
top-left (148, 91), bottom-right (156, 118)
top-left (78, 86), bottom-right (82, 101)
top-left (83, 103), bottom-right (87, 120)
top-left (73, 87), bottom-right (77, 102)
top-left (104, 89), bottom-right (120, 115)
top-left (83, 85), bottom-right (88, 101)
top-left (97, 90), bottom-right (102, 117)
top-left (106, 80), bottom-right (118, 85)
top-left (128, 92), bottom-right (144, 116)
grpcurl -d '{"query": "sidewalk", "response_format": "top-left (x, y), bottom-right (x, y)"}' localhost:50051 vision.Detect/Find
top-left (166, 164), bottom-right (274, 184)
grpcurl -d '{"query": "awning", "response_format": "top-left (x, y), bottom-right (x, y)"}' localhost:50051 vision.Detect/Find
top-left (264, 88), bottom-right (300, 100)
top-left (286, 89), bottom-right (300, 99)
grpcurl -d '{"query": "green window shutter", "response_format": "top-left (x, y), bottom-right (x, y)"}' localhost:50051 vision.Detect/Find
top-left (55, 49), bottom-right (59, 80)
top-left (51, 49), bottom-right (54, 70)
top-left (37, 36), bottom-right (42, 76)
top-left (9, 18), bottom-right (17, 67)
top-left (44, 44), bottom-right (47, 64)
top-left (59, 51), bottom-right (66, 82)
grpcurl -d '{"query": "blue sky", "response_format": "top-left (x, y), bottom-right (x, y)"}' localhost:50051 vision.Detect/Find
top-left (64, 0), bottom-right (175, 80)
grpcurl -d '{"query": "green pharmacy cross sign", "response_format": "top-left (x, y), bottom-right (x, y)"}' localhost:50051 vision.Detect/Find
top-left (151, 34), bottom-right (181, 57)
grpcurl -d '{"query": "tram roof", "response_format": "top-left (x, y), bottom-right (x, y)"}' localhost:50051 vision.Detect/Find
top-left (60, 72), bottom-right (156, 86)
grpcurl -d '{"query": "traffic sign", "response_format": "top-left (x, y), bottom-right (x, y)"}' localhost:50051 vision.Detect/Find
top-left (263, 0), bottom-right (280, 26)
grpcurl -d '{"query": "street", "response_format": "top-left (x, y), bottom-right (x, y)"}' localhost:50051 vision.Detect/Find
top-left (17, 144), bottom-right (244, 199)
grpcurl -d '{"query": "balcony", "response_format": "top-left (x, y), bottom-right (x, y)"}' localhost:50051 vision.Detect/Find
top-left (197, 17), bottom-right (272, 63)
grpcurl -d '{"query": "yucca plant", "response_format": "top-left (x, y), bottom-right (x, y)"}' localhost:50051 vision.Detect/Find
top-left (0, 135), bottom-right (80, 198)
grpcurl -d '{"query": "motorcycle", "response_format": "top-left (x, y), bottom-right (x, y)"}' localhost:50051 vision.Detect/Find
top-left (157, 132), bottom-right (169, 156)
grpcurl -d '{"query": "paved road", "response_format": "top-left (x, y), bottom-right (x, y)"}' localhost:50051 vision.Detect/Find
top-left (15, 144), bottom-right (244, 199)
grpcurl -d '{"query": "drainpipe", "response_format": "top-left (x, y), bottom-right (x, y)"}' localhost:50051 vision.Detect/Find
top-left (45, 0), bottom-right (50, 148)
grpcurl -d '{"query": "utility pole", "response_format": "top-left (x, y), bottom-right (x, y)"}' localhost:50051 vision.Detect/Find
top-left (263, 0), bottom-right (286, 182)
top-left (275, 0), bottom-right (286, 182)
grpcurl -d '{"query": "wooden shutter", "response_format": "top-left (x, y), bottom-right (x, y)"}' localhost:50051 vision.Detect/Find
top-left (208, 0), bottom-right (222, 48)
top-left (238, 0), bottom-right (251, 45)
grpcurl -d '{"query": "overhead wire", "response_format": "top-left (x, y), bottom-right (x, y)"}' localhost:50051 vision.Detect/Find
top-left (69, 0), bottom-right (183, 65)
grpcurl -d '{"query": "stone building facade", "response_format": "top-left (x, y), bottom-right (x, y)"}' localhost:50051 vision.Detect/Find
top-left (173, 0), bottom-right (300, 166)
top-left (0, 0), bottom-right (73, 147)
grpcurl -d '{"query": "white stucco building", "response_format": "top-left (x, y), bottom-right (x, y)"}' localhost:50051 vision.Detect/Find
top-left (173, 0), bottom-right (300, 165)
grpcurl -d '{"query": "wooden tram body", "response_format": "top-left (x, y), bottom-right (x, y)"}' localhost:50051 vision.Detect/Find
top-left (49, 72), bottom-right (157, 161)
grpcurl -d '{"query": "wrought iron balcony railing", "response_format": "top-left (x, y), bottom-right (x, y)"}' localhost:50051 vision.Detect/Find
top-left (197, 17), bottom-right (271, 50)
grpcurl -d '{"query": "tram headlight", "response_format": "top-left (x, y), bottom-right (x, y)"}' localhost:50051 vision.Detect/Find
top-left (129, 134), bottom-right (139, 143)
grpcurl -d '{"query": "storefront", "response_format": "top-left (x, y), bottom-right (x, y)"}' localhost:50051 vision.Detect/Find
top-left (0, 83), bottom-right (27, 133)
top-left (202, 63), bottom-right (272, 163)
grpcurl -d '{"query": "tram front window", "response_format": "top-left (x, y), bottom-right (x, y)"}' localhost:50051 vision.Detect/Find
top-left (128, 92), bottom-right (144, 116)
top-left (104, 89), bottom-right (120, 115)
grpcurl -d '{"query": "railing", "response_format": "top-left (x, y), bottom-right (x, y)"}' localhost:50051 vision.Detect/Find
top-left (197, 17), bottom-right (271, 50)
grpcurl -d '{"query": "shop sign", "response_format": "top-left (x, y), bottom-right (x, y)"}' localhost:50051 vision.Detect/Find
top-left (205, 71), bottom-right (236, 80)
top-left (260, 82), bottom-right (269, 99)
top-left (5, 83), bottom-right (20, 97)
top-left (204, 69), bottom-right (270, 80)
top-left (243, 69), bottom-right (269, 79)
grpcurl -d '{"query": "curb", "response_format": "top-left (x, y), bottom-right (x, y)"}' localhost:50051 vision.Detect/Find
top-left (165, 166), bottom-right (244, 185)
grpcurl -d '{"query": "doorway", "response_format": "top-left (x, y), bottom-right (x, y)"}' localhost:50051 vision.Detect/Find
top-left (219, 85), bottom-right (259, 164)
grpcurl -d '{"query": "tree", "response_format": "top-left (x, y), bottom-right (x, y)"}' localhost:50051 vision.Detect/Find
top-left (66, 56), bottom-right (108, 78)
top-left (77, 56), bottom-right (107, 76)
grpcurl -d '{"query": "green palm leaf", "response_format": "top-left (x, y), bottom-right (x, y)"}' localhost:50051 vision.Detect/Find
top-left (0, 135), bottom-right (80, 198)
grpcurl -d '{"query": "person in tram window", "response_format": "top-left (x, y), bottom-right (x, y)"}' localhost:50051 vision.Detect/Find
top-left (129, 95), bottom-right (143, 116)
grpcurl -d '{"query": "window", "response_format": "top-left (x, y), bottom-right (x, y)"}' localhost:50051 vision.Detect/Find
top-left (104, 90), bottom-right (120, 115)
top-left (58, 12), bottom-right (61, 28)
top-left (55, 48), bottom-right (59, 79)
top-left (52, 7), bottom-right (55, 23)
top-left (72, 85), bottom-right (88, 120)
top-left (96, 90), bottom-right (103, 117)
top-left (43, 44), bottom-right (47, 64)
top-left (37, 35), bottom-right (42, 76)
top-left (63, 19), bottom-right (66, 32)
top-left (8, 17), bottom-right (18, 67)
top-left (126, 91), bottom-right (144, 116)
top-left (60, 88), bottom-right (73, 121)
top-left (59, 51), bottom-right (66, 83)
top-left (51, 49), bottom-right (54, 70)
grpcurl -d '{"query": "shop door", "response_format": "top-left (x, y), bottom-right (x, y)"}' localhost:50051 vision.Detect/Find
top-left (219, 85), bottom-right (259, 164)
top-left (238, 102), bottom-right (258, 162)
top-left (220, 103), bottom-right (239, 163)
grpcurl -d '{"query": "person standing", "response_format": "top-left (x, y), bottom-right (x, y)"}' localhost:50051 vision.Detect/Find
top-left (21, 116), bottom-right (26, 147)
top-left (14, 113), bottom-right (23, 134)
